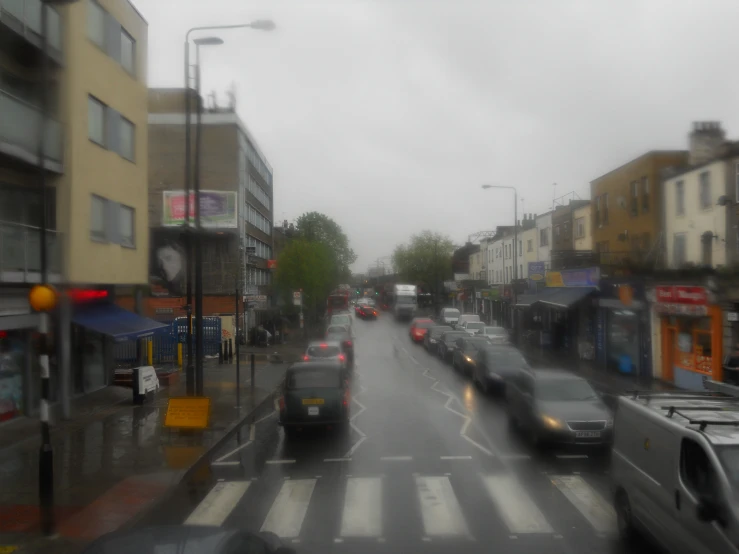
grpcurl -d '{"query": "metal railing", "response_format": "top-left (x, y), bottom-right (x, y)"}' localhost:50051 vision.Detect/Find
top-left (0, 89), bottom-right (62, 166)
top-left (0, 221), bottom-right (62, 280)
top-left (0, 0), bottom-right (62, 52)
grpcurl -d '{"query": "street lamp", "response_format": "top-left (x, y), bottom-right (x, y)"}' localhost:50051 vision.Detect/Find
top-left (183, 20), bottom-right (274, 396)
top-left (482, 184), bottom-right (519, 281)
top-left (36, 0), bottom-right (79, 536)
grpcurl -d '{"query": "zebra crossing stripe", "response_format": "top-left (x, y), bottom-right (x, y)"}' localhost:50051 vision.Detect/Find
top-left (415, 476), bottom-right (469, 538)
top-left (550, 475), bottom-right (617, 536)
top-left (185, 481), bottom-right (251, 526)
top-left (482, 474), bottom-right (554, 534)
top-left (340, 477), bottom-right (382, 538)
top-left (260, 479), bottom-right (317, 538)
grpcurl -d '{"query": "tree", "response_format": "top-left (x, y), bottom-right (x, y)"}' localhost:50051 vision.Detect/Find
top-left (274, 238), bottom-right (337, 321)
top-left (392, 231), bottom-right (455, 291)
top-left (295, 212), bottom-right (357, 282)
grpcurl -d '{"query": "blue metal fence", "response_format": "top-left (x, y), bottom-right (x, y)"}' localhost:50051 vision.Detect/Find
top-left (113, 317), bottom-right (222, 367)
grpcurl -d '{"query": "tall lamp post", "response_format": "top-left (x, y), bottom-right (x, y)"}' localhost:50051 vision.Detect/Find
top-left (183, 20), bottom-right (275, 396)
top-left (33, 0), bottom-right (79, 536)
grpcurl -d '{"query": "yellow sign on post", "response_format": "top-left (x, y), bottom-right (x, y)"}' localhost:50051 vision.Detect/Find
top-left (164, 397), bottom-right (211, 429)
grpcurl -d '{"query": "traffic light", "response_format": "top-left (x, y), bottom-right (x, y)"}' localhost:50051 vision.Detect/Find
top-left (375, 291), bottom-right (378, 295)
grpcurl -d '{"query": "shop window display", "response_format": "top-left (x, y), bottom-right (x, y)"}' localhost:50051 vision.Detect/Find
top-left (0, 331), bottom-right (25, 421)
top-left (673, 316), bottom-right (713, 374)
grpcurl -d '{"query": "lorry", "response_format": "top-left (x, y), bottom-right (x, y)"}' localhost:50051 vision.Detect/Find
top-left (392, 284), bottom-right (418, 321)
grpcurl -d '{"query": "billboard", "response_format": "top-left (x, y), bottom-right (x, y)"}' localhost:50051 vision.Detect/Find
top-left (545, 267), bottom-right (600, 287)
top-left (149, 228), bottom-right (187, 297)
top-left (162, 191), bottom-right (237, 228)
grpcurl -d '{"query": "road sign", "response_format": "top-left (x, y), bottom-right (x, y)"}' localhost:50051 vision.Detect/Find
top-left (164, 397), bottom-right (211, 429)
top-left (293, 291), bottom-right (302, 306)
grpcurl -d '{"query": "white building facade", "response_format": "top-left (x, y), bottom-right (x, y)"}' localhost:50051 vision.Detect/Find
top-left (535, 211), bottom-right (552, 271)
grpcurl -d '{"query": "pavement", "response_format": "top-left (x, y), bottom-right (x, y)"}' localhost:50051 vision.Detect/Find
top-left (128, 314), bottom-right (662, 554)
top-left (0, 337), bottom-right (310, 554)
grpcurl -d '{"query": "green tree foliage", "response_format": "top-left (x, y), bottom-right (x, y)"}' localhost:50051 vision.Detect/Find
top-left (274, 238), bottom-right (337, 319)
top-left (295, 212), bottom-right (357, 282)
top-left (392, 231), bottom-right (455, 289)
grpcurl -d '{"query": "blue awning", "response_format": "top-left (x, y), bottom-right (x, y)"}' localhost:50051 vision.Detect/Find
top-left (72, 304), bottom-right (168, 343)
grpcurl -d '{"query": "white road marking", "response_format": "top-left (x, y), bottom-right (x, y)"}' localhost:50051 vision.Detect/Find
top-left (550, 475), bottom-right (617, 536)
top-left (266, 459), bottom-right (296, 464)
top-left (260, 479), bottom-right (317, 538)
top-left (254, 411), bottom-right (277, 426)
top-left (214, 440), bottom-right (252, 463)
top-left (499, 454), bottom-right (532, 461)
top-left (212, 461), bottom-right (241, 467)
top-left (344, 437), bottom-right (366, 457)
top-left (340, 477), bottom-right (383, 537)
top-left (440, 456), bottom-right (472, 460)
top-left (185, 481), bottom-right (250, 526)
top-left (250, 424), bottom-right (256, 441)
top-left (343, 381), bottom-right (368, 457)
top-left (555, 454), bottom-right (589, 459)
top-left (415, 476), bottom-right (470, 538)
top-left (421, 368), bottom-right (436, 380)
top-left (324, 458), bottom-right (352, 462)
top-left (482, 474), bottom-right (554, 534)
top-left (380, 456), bottom-right (413, 461)
top-left (410, 357), bottom-right (421, 365)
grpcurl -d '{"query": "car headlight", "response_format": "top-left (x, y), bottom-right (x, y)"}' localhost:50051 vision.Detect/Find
top-left (606, 418), bottom-right (614, 428)
top-left (540, 414), bottom-right (563, 430)
top-left (464, 356), bottom-right (473, 363)
top-left (430, 338), bottom-right (437, 343)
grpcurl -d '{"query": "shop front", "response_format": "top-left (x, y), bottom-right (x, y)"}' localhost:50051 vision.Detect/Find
top-left (652, 285), bottom-right (723, 390)
top-left (595, 279), bottom-right (651, 379)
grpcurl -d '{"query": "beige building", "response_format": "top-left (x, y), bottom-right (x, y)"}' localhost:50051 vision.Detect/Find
top-left (0, 0), bottom-right (149, 419)
top-left (520, 225), bottom-right (538, 277)
top-left (573, 203), bottom-right (593, 251)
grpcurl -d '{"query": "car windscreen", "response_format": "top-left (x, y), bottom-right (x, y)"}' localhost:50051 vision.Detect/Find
top-left (307, 346), bottom-right (341, 357)
top-left (536, 379), bottom-right (598, 402)
top-left (331, 316), bottom-right (351, 325)
top-left (466, 322), bottom-right (485, 330)
top-left (287, 368), bottom-right (341, 389)
top-left (327, 326), bottom-right (348, 334)
top-left (463, 339), bottom-right (490, 351)
top-left (327, 333), bottom-right (349, 343)
top-left (484, 348), bottom-right (528, 368)
top-left (397, 296), bottom-right (416, 304)
top-left (429, 326), bottom-right (452, 338)
top-left (415, 320), bottom-right (434, 329)
top-left (442, 309), bottom-right (460, 318)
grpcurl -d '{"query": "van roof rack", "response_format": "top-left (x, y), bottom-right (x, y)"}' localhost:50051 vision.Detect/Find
top-left (663, 407), bottom-right (739, 431)
top-left (626, 389), bottom-right (726, 403)
top-left (704, 380), bottom-right (739, 398)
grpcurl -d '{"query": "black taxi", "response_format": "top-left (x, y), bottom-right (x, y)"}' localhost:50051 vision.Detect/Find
top-left (278, 361), bottom-right (350, 436)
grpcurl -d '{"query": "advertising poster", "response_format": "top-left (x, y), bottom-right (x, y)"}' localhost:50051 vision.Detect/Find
top-left (528, 261), bottom-right (545, 291)
top-left (162, 191), bottom-right (238, 229)
top-left (149, 228), bottom-right (187, 297)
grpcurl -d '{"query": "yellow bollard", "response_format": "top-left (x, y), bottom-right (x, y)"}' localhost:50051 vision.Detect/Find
top-left (177, 343), bottom-right (183, 369)
top-left (147, 340), bottom-right (153, 365)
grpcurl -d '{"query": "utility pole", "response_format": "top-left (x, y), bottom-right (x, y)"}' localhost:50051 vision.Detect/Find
top-left (194, 45), bottom-right (205, 396)
top-left (183, 42), bottom-right (195, 396)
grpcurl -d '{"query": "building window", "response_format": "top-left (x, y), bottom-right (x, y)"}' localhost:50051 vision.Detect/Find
top-left (673, 233), bottom-right (687, 267)
top-left (90, 195), bottom-right (106, 241)
top-left (603, 193), bottom-right (609, 224)
top-left (518, 240), bottom-right (522, 256)
top-left (87, 0), bottom-right (106, 48)
top-left (88, 95), bottom-right (105, 145)
top-left (630, 181), bottom-right (638, 216)
top-left (563, 221), bottom-right (570, 237)
top-left (120, 29), bottom-right (135, 75)
top-left (642, 176), bottom-right (650, 212)
top-left (676, 180), bottom-right (685, 216)
top-left (119, 205), bottom-right (135, 247)
top-left (594, 197), bottom-right (601, 226)
top-left (575, 217), bottom-right (585, 238)
top-left (527, 239), bottom-right (533, 252)
top-left (700, 171), bottom-right (711, 209)
top-left (119, 117), bottom-right (135, 161)
top-left (539, 228), bottom-right (548, 246)
top-left (554, 224), bottom-right (561, 240)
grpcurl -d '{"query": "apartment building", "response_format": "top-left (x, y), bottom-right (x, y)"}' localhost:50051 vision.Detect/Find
top-left (0, 0), bottom-right (151, 420)
top-left (551, 198), bottom-right (592, 269)
top-left (573, 203), bottom-right (593, 251)
top-left (143, 88), bottom-right (274, 318)
top-left (590, 149), bottom-right (687, 270)
top-left (535, 211), bottom-right (552, 271)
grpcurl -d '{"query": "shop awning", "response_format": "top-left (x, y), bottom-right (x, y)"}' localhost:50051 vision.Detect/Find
top-left (538, 287), bottom-right (597, 309)
top-left (515, 288), bottom-right (559, 307)
top-left (72, 304), bottom-right (168, 343)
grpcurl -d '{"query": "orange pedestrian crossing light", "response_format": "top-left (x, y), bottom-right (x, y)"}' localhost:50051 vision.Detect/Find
top-left (29, 284), bottom-right (58, 312)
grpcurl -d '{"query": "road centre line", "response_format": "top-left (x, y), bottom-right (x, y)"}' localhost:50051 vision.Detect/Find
top-left (380, 456), bottom-right (413, 461)
top-left (440, 456), bottom-right (472, 460)
top-left (211, 461), bottom-right (241, 467)
top-left (266, 459), bottom-right (296, 464)
top-left (324, 458), bottom-right (352, 462)
top-left (214, 440), bottom-right (252, 463)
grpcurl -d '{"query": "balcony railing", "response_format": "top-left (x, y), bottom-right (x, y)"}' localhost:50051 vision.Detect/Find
top-left (0, 221), bottom-right (62, 283)
top-left (0, 89), bottom-right (63, 170)
top-left (0, 0), bottom-right (62, 57)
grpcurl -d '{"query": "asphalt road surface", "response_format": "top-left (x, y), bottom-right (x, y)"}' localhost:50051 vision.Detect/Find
top-left (143, 314), bottom-right (660, 554)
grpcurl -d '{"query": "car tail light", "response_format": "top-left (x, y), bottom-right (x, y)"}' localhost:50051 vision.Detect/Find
top-left (345, 340), bottom-right (352, 347)
top-left (343, 388), bottom-right (350, 407)
top-left (278, 396), bottom-right (285, 411)
top-left (303, 355), bottom-right (310, 361)
top-left (373, 311), bottom-right (377, 315)
top-left (338, 354), bottom-right (346, 362)
top-left (320, 343), bottom-right (328, 348)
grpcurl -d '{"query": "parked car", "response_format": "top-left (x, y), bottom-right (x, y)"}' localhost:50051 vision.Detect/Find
top-left (409, 318), bottom-right (435, 343)
top-left (475, 326), bottom-right (509, 343)
top-left (303, 340), bottom-right (348, 370)
top-left (506, 368), bottom-right (613, 448)
top-left (451, 336), bottom-right (492, 376)
top-left (325, 325), bottom-right (354, 366)
top-left (460, 321), bottom-right (486, 336)
top-left (472, 344), bottom-right (529, 393)
top-left (278, 361), bottom-right (350, 436)
top-left (424, 325), bottom-right (452, 352)
top-left (437, 331), bottom-right (470, 362)
top-left (357, 304), bottom-right (378, 320)
top-left (439, 307), bottom-right (461, 327)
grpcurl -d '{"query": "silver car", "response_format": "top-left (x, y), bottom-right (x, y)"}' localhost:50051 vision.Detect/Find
top-left (303, 340), bottom-right (348, 370)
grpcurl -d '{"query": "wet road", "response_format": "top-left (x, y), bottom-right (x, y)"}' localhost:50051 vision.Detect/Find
top-left (144, 315), bottom-right (657, 553)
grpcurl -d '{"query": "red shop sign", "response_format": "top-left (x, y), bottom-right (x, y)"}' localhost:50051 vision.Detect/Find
top-left (655, 286), bottom-right (708, 305)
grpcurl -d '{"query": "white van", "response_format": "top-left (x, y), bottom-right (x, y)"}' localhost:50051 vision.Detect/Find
top-left (611, 381), bottom-right (739, 552)
top-left (456, 314), bottom-right (480, 330)
top-left (440, 308), bottom-right (460, 327)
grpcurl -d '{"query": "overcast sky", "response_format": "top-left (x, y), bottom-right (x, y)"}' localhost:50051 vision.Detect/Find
top-left (134, 0), bottom-right (739, 273)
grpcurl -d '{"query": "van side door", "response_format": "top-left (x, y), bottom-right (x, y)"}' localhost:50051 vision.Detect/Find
top-left (676, 437), bottom-right (738, 554)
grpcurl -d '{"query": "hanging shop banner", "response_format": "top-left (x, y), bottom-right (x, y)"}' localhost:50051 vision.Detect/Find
top-left (545, 267), bottom-right (600, 288)
top-left (162, 190), bottom-right (238, 229)
top-left (480, 286), bottom-right (501, 300)
top-left (528, 262), bottom-right (545, 291)
top-left (655, 286), bottom-right (708, 305)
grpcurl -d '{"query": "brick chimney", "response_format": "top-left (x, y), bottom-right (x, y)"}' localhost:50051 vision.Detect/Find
top-left (689, 121), bottom-right (726, 166)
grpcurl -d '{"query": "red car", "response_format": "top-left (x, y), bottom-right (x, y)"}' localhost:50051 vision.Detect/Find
top-left (409, 318), bottom-right (434, 343)
top-left (358, 304), bottom-right (378, 319)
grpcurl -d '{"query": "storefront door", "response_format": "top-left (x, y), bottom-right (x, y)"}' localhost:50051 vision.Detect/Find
top-left (0, 330), bottom-right (25, 421)
top-left (607, 309), bottom-right (641, 375)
